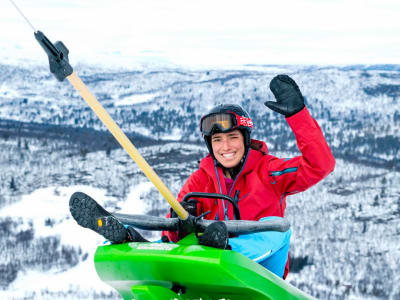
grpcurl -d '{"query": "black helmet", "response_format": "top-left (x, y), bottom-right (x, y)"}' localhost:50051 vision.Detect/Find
top-left (200, 104), bottom-right (253, 156)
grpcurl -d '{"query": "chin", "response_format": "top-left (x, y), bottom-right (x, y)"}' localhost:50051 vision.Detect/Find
top-left (220, 160), bottom-right (240, 168)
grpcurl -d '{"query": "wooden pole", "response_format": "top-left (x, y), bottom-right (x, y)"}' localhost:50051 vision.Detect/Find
top-left (67, 72), bottom-right (188, 220)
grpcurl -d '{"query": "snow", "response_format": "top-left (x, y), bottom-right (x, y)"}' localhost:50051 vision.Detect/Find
top-left (0, 85), bottom-right (18, 99)
top-left (0, 184), bottom-right (151, 299)
top-left (0, 184), bottom-right (153, 242)
top-left (159, 128), bottom-right (183, 141)
top-left (119, 181), bottom-right (154, 215)
top-left (1, 186), bottom-right (112, 238)
top-left (4, 256), bottom-right (112, 299)
top-left (114, 93), bottom-right (159, 106)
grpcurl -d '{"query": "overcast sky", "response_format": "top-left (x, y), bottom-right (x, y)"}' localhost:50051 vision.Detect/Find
top-left (1, 0), bottom-right (399, 68)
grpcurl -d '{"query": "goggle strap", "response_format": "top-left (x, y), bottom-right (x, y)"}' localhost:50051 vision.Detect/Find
top-left (236, 115), bottom-right (253, 128)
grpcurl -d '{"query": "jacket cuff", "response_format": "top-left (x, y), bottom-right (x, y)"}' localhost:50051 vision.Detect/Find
top-left (285, 106), bottom-right (318, 134)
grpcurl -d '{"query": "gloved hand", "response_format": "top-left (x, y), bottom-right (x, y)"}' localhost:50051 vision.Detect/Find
top-left (265, 75), bottom-right (305, 117)
top-left (170, 199), bottom-right (198, 218)
top-left (170, 199), bottom-right (199, 239)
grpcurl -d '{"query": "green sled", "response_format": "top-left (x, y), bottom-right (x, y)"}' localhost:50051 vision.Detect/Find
top-left (94, 234), bottom-right (316, 300)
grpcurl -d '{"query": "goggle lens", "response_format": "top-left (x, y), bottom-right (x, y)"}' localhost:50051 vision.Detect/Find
top-left (201, 113), bottom-right (235, 135)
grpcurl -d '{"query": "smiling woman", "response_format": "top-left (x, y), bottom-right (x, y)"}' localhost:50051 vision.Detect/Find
top-left (162, 74), bottom-right (335, 279)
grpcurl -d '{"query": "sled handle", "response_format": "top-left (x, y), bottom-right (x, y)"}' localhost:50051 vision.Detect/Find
top-left (182, 192), bottom-right (241, 220)
top-left (114, 213), bottom-right (290, 234)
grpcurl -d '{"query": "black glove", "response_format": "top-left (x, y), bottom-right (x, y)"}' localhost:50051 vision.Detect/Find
top-left (170, 199), bottom-right (198, 240)
top-left (170, 199), bottom-right (198, 218)
top-left (265, 75), bottom-right (305, 117)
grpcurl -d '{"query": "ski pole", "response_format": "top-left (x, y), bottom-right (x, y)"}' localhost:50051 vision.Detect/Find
top-left (9, 0), bottom-right (189, 220)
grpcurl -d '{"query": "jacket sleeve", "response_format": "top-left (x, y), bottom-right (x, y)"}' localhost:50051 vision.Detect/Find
top-left (266, 106), bottom-right (335, 196)
top-left (161, 169), bottom-right (206, 242)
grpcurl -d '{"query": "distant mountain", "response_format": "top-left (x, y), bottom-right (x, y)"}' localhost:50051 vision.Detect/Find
top-left (1, 63), bottom-right (399, 171)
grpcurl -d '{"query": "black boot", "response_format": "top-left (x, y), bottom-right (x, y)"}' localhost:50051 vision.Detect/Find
top-left (126, 225), bottom-right (149, 242)
top-left (69, 192), bottom-right (147, 244)
top-left (198, 221), bottom-right (229, 249)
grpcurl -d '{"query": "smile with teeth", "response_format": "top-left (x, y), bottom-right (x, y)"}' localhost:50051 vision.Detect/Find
top-left (222, 152), bottom-right (235, 158)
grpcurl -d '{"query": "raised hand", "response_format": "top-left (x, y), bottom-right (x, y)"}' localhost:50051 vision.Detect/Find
top-left (265, 75), bottom-right (305, 117)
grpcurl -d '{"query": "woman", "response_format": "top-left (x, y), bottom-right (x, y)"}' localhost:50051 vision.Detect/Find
top-left (70, 74), bottom-right (335, 279)
top-left (163, 74), bottom-right (335, 278)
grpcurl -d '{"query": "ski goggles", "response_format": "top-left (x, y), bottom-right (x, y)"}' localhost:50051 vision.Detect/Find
top-left (200, 112), bottom-right (253, 136)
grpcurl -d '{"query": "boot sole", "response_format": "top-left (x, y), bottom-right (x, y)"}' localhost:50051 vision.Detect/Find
top-left (69, 192), bottom-right (127, 243)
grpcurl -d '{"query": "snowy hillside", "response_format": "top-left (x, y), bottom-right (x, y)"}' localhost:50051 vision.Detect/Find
top-left (0, 63), bottom-right (399, 299)
top-left (0, 63), bottom-right (399, 168)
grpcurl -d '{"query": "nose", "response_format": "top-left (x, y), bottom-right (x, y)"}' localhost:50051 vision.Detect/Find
top-left (221, 138), bottom-right (230, 150)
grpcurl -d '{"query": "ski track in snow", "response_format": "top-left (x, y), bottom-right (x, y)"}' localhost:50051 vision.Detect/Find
top-left (114, 93), bottom-right (159, 107)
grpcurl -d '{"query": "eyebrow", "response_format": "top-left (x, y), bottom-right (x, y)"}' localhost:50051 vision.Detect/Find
top-left (212, 132), bottom-right (240, 139)
top-left (227, 132), bottom-right (241, 137)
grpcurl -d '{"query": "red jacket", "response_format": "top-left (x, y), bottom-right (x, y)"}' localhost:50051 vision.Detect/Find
top-left (163, 107), bottom-right (335, 275)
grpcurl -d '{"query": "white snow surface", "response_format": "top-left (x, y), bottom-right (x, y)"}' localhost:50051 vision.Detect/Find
top-left (0, 185), bottom-right (153, 299)
top-left (119, 181), bottom-right (154, 215)
top-left (114, 93), bottom-right (159, 106)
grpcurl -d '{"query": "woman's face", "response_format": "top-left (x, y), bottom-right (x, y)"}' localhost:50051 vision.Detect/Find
top-left (211, 130), bottom-right (245, 168)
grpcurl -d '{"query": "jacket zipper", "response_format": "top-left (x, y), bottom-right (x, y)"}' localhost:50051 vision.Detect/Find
top-left (215, 150), bottom-right (250, 220)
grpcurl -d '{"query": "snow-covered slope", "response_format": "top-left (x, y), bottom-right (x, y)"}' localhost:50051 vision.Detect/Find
top-left (0, 63), bottom-right (399, 166)
top-left (0, 63), bottom-right (399, 299)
